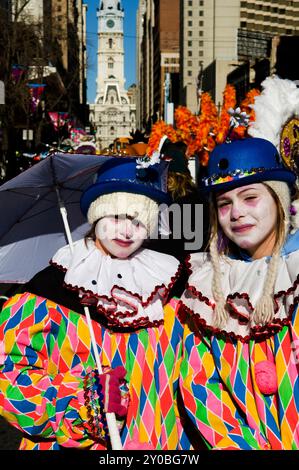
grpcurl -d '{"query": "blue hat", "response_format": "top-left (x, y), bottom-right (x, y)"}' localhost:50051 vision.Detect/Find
top-left (202, 137), bottom-right (296, 193)
top-left (80, 157), bottom-right (171, 216)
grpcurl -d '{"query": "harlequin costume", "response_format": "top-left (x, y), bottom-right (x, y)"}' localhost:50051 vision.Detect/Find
top-left (0, 157), bottom-right (192, 450)
top-left (179, 76), bottom-right (299, 450)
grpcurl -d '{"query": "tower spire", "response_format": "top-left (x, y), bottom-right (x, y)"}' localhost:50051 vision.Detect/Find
top-left (89, 0), bottom-right (136, 150)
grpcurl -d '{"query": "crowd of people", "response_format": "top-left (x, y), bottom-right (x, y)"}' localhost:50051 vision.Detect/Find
top-left (0, 75), bottom-right (299, 452)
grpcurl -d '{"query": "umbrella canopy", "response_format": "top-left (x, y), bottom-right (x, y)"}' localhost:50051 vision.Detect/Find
top-left (0, 153), bottom-right (113, 283)
top-left (0, 152), bottom-right (126, 449)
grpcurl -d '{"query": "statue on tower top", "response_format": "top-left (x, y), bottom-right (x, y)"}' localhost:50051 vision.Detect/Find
top-left (100, 0), bottom-right (123, 11)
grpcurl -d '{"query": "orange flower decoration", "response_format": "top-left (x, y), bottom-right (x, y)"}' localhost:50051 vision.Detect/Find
top-left (146, 120), bottom-right (178, 156)
top-left (146, 85), bottom-right (261, 166)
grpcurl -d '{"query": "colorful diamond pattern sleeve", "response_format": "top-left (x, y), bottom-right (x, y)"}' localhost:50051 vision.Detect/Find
top-left (180, 303), bottom-right (299, 450)
top-left (0, 293), bottom-right (190, 450)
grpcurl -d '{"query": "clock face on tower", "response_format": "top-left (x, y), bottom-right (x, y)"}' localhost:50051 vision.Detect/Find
top-left (106, 19), bottom-right (115, 28)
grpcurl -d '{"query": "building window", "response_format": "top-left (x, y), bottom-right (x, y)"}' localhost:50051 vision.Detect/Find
top-left (199, 50), bottom-right (203, 56)
top-left (108, 58), bottom-right (114, 69)
top-left (188, 30), bottom-right (192, 36)
top-left (188, 10), bottom-right (193, 16)
top-left (240, 21), bottom-right (247, 28)
top-left (199, 21), bottom-right (203, 26)
top-left (199, 30), bottom-right (203, 36)
top-left (109, 38), bottom-right (113, 48)
top-left (188, 60), bottom-right (192, 66)
top-left (188, 70), bottom-right (192, 76)
top-left (199, 0), bottom-right (204, 5)
top-left (199, 40), bottom-right (203, 46)
top-left (188, 40), bottom-right (192, 46)
top-left (188, 50), bottom-right (192, 56)
top-left (199, 10), bottom-right (203, 16)
top-left (188, 20), bottom-right (192, 26)
top-left (188, 0), bottom-right (192, 5)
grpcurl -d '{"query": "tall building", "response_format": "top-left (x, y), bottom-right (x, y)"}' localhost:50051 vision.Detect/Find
top-left (137, 0), bottom-right (155, 131)
top-left (180, 0), bottom-right (240, 111)
top-left (153, 0), bottom-right (180, 121)
top-left (179, 0), bottom-right (299, 109)
top-left (136, 0), bottom-right (147, 129)
top-left (137, 0), bottom-right (180, 131)
top-left (232, 0), bottom-right (299, 95)
top-left (89, 0), bottom-right (136, 150)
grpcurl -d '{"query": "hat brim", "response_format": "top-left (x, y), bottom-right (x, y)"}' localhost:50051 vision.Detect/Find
top-left (80, 182), bottom-right (172, 216)
top-left (202, 168), bottom-right (296, 194)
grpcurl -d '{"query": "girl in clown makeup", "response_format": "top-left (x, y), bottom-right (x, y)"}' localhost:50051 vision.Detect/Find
top-left (0, 157), bottom-right (191, 450)
top-left (179, 76), bottom-right (299, 450)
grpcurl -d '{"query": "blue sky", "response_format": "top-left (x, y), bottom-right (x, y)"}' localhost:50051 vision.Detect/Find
top-left (86, 0), bottom-right (139, 104)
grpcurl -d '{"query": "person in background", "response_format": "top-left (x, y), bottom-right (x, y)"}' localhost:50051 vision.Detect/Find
top-left (0, 157), bottom-right (191, 450)
top-left (145, 138), bottom-right (209, 262)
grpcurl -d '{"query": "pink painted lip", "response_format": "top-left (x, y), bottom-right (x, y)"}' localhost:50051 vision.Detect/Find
top-left (231, 224), bottom-right (254, 233)
top-left (114, 239), bottom-right (133, 247)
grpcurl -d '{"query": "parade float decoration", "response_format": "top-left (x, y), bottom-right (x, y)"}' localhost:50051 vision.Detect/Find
top-left (146, 84), bottom-right (260, 166)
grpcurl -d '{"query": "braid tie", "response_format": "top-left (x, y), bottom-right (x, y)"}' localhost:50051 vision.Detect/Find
top-left (210, 236), bottom-right (229, 329)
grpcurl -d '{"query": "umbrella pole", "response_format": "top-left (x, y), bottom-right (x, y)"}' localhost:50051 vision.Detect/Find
top-left (56, 193), bottom-right (123, 450)
top-left (83, 304), bottom-right (123, 450)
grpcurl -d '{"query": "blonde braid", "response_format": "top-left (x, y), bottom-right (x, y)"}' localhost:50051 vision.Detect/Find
top-left (252, 252), bottom-right (280, 325)
top-left (210, 235), bottom-right (229, 329)
top-left (252, 217), bottom-right (288, 326)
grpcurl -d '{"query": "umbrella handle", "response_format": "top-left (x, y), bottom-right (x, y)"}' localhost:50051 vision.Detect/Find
top-left (83, 306), bottom-right (123, 450)
top-left (59, 206), bottom-right (74, 251)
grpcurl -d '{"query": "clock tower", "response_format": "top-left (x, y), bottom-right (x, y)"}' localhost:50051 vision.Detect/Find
top-left (90, 0), bottom-right (136, 149)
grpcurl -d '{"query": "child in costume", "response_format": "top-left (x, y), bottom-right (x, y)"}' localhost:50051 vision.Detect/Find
top-left (0, 156), bottom-right (191, 450)
top-left (179, 76), bottom-right (299, 449)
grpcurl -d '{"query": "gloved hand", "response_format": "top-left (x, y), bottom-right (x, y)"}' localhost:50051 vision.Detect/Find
top-left (98, 366), bottom-right (128, 417)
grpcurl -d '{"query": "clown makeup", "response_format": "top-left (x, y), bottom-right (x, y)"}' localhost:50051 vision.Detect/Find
top-left (95, 215), bottom-right (148, 259)
top-left (215, 183), bottom-right (278, 259)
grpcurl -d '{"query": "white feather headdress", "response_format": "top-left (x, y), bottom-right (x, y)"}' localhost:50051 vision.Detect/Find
top-left (248, 75), bottom-right (299, 150)
top-left (248, 75), bottom-right (299, 232)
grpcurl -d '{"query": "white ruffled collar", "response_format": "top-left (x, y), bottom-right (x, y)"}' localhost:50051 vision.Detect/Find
top-left (51, 239), bottom-right (180, 329)
top-left (180, 250), bottom-right (299, 341)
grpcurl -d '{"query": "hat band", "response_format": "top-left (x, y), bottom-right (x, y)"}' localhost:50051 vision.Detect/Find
top-left (204, 166), bottom-right (282, 187)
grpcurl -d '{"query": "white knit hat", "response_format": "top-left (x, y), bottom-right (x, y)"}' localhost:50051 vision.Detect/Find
top-left (87, 192), bottom-right (159, 235)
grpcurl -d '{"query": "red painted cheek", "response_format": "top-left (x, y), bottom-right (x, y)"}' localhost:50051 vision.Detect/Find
top-left (246, 200), bottom-right (259, 208)
top-left (218, 206), bottom-right (230, 217)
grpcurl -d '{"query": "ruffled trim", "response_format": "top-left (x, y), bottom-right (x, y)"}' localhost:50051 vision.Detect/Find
top-left (180, 253), bottom-right (299, 342)
top-left (50, 258), bottom-right (183, 330)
